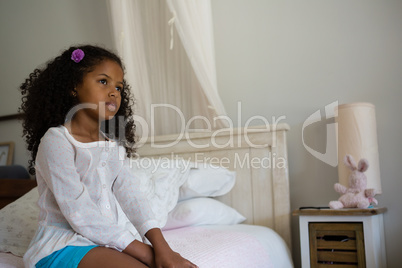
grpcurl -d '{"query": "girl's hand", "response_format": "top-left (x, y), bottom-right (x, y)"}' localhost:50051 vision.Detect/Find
top-left (154, 247), bottom-right (197, 268)
top-left (145, 228), bottom-right (198, 268)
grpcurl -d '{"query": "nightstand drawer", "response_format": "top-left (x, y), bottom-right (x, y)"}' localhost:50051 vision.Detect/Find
top-left (309, 222), bottom-right (366, 267)
top-left (293, 208), bottom-right (387, 268)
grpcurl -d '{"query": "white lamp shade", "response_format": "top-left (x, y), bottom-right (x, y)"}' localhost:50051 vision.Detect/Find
top-left (335, 102), bottom-right (382, 194)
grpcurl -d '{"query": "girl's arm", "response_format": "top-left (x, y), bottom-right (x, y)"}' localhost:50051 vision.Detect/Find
top-left (145, 228), bottom-right (198, 268)
top-left (112, 150), bottom-right (196, 267)
top-left (113, 169), bottom-right (196, 267)
top-left (123, 240), bottom-right (155, 267)
top-left (122, 230), bottom-right (198, 268)
top-left (112, 161), bottom-right (160, 239)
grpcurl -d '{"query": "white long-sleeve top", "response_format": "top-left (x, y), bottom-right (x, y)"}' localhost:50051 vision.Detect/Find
top-left (23, 126), bottom-right (159, 268)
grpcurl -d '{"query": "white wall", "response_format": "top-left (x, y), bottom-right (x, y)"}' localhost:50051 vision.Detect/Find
top-left (211, 1), bottom-right (402, 267)
top-left (0, 0), bottom-right (114, 168)
top-left (1, 0), bottom-right (401, 267)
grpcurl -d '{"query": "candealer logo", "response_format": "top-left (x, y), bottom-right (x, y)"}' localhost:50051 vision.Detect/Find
top-left (64, 101), bottom-right (289, 170)
top-left (129, 152), bottom-right (287, 173)
top-left (302, 101), bottom-right (338, 167)
top-left (194, 152), bottom-right (286, 170)
top-left (64, 101), bottom-right (287, 151)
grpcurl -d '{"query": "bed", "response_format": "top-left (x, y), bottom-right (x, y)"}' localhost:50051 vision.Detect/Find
top-left (0, 124), bottom-right (293, 267)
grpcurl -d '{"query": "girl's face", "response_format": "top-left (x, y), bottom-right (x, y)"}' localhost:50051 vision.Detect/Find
top-left (75, 59), bottom-right (123, 122)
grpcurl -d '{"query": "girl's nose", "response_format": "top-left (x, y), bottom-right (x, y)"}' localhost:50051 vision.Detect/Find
top-left (109, 87), bottom-right (118, 97)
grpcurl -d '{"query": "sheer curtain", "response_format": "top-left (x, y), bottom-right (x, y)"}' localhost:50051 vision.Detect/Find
top-left (107, 0), bottom-right (229, 136)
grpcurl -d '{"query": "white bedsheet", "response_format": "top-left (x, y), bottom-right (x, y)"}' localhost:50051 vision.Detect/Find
top-left (0, 224), bottom-right (293, 268)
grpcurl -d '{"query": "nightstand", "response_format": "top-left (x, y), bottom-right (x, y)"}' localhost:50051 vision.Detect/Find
top-left (293, 208), bottom-right (387, 268)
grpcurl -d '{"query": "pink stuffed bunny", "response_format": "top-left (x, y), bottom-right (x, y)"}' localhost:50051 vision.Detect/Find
top-left (329, 154), bottom-right (378, 209)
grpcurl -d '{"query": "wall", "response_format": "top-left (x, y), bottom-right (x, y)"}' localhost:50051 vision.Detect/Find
top-left (0, 0), bottom-right (114, 168)
top-left (1, 0), bottom-right (401, 267)
top-left (211, 0), bottom-right (402, 267)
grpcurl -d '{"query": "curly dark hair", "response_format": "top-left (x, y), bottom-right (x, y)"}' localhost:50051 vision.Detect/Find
top-left (19, 45), bottom-right (137, 175)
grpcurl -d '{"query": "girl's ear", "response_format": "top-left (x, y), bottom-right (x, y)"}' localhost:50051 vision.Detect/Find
top-left (358, 159), bottom-right (369, 172)
top-left (344, 154), bottom-right (357, 170)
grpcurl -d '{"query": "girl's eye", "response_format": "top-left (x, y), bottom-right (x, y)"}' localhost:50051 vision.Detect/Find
top-left (100, 79), bottom-right (107, 85)
top-left (116, 86), bottom-right (122, 92)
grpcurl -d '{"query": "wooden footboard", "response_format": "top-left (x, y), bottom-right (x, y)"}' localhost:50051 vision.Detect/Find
top-left (0, 178), bottom-right (37, 209)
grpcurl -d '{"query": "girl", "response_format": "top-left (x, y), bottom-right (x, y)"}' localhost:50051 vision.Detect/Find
top-left (20, 45), bottom-right (197, 268)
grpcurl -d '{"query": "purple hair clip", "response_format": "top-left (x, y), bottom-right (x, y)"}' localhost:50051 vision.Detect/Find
top-left (71, 49), bottom-right (85, 63)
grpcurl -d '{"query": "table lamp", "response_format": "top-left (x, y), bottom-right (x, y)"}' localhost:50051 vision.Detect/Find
top-left (335, 102), bottom-right (382, 194)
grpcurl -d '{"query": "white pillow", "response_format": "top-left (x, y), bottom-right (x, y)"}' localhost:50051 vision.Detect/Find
top-left (162, 197), bottom-right (246, 231)
top-left (179, 164), bottom-right (236, 201)
top-left (0, 188), bottom-right (39, 257)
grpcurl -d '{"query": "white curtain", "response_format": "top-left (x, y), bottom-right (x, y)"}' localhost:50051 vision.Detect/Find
top-left (107, 0), bottom-right (229, 136)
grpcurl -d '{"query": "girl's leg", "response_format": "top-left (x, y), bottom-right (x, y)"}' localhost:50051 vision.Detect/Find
top-left (78, 247), bottom-right (148, 268)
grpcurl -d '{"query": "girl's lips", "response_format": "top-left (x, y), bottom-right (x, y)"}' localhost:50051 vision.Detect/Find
top-left (106, 102), bottom-right (117, 112)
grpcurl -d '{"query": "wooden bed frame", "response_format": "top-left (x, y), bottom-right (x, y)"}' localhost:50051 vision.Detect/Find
top-left (0, 124), bottom-right (292, 248)
top-left (0, 179), bottom-right (37, 209)
top-left (137, 123), bottom-right (292, 248)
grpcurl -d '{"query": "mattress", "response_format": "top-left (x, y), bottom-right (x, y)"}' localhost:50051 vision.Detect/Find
top-left (0, 224), bottom-right (293, 268)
